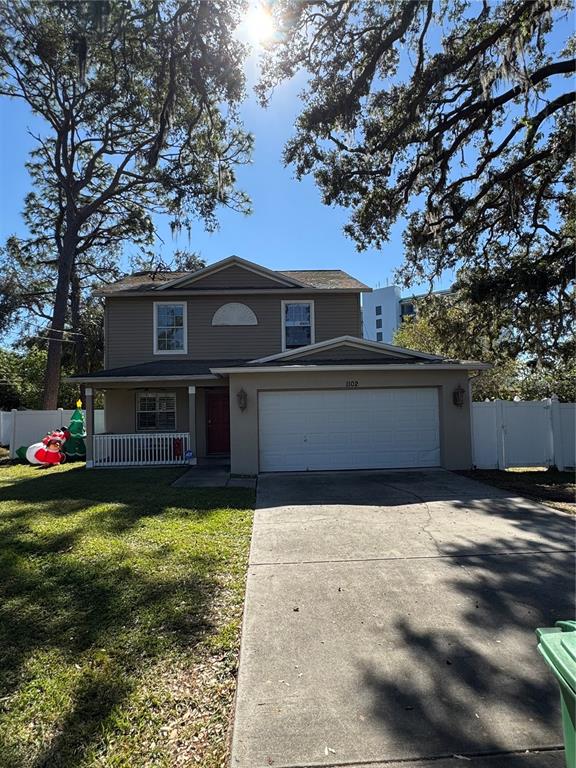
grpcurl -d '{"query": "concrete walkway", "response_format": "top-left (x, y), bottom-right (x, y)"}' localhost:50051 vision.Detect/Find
top-left (171, 465), bottom-right (256, 489)
top-left (231, 470), bottom-right (575, 768)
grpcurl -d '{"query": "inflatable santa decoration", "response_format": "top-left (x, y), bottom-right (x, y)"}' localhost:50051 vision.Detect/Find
top-left (26, 428), bottom-right (70, 466)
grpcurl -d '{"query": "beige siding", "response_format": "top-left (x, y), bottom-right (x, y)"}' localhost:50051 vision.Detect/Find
top-left (104, 389), bottom-right (134, 432)
top-left (296, 345), bottom-right (402, 361)
top-left (173, 264), bottom-right (290, 289)
top-left (105, 387), bottom-right (189, 433)
top-left (228, 369), bottom-right (472, 475)
top-left (313, 294), bottom-right (362, 341)
top-left (106, 293), bottom-right (361, 367)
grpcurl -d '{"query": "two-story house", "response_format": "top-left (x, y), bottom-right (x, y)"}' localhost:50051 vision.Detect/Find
top-left (71, 256), bottom-right (488, 474)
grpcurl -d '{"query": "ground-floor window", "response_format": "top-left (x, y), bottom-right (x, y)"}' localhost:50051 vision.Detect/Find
top-left (136, 392), bottom-right (177, 431)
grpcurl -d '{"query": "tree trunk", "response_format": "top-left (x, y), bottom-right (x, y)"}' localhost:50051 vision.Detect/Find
top-left (69, 265), bottom-right (86, 403)
top-left (42, 232), bottom-right (77, 409)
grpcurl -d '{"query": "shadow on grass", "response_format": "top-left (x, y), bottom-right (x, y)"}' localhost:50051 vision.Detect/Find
top-left (30, 672), bottom-right (131, 768)
top-left (0, 465), bottom-right (254, 767)
top-left (0, 465), bottom-right (251, 528)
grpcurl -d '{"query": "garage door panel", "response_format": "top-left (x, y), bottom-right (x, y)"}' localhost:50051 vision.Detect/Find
top-left (259, 388), bottom-right (440, 472)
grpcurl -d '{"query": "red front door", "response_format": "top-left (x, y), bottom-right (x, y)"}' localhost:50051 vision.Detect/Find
top-left (206, 389), bottom-right (230, 455)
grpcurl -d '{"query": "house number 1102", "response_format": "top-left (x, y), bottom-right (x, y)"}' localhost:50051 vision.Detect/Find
top-left (345, 380), bottom-right (359, 388)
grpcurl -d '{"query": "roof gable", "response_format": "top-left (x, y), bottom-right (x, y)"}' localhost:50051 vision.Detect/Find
top-left (98, 259), bottom-right (370, 295)
top-left (250, 337), bottom-right (444, 365)
top-left (158, 256), bottom-right (306, 291)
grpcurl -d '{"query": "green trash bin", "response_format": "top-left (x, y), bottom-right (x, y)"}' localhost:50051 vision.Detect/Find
top-left (536, 620), bottom-right (576, 768)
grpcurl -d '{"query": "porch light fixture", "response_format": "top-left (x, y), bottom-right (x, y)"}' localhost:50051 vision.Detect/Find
top-left (237, 388), bottom-right (248, 412)
top-left (453, 385), bottom-right (466, 408)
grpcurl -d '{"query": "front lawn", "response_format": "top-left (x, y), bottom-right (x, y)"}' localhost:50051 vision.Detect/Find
top-left (0, 463), bottom-right (254, 768)
top-left (459, 467), bottom-right (575, 514)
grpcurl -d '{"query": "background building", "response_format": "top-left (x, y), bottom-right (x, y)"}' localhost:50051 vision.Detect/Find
top-left (362, 285), bottom-right (452, 342)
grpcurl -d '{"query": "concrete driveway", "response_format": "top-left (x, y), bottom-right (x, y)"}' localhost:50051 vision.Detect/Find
top-left (231, 470), bottom-right (575, 768)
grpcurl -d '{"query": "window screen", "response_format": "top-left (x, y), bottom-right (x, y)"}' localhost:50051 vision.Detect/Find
top-left (136, 392), bottom-right (176, 431)
top-left (284, 303), bottom-right (312, 349)
top-left (156, 304), bottom-right (185, 351)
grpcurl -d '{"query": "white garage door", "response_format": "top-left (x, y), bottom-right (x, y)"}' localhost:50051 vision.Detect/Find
top-left (259, 388), bottom-right (440, 472)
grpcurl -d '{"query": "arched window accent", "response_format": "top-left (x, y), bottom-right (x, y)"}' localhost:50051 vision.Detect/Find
top-left (212, 302), bottom-right (258, 326)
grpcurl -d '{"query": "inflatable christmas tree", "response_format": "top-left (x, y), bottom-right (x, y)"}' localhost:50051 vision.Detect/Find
top-left (64, 400), bottom-right (87, 460)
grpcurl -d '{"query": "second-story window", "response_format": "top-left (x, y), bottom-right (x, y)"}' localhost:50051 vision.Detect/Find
top-left (282, 301), bottom-right (315, 350)
top-left (154, 302), bottom-right (187, 354)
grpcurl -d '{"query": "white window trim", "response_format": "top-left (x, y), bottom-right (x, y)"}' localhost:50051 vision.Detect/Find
top-left (136, 391), bottom-right (177, 432)
top-left (281, 299), bottom-right (315, 352)
top-left (153, 301), bottom-right (188, 355)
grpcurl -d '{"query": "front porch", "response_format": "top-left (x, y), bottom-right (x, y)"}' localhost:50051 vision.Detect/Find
top-left (84, 382), bottom-right (231, 468)
top-left (92, 432), bottom-right (193, 467)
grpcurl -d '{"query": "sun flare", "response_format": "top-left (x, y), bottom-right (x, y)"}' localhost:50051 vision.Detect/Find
top-left (244, 3), bottom-right (275, 44)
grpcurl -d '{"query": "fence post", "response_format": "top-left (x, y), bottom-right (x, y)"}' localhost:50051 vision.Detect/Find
top-left (549, 395), bottom-right (564, 471)
top-left (495, 399), bottom-right (506, 469)
top-left (10, 408), bottom-right (17, 459)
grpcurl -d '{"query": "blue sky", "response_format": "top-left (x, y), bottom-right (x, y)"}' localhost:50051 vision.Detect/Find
top-left (0, 40), bottom-right (428, 294)
top-left (0, 5), bottom-right (569, 295)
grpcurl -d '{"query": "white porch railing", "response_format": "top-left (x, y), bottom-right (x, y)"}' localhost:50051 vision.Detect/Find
top-left (92, 432), bottom-right (191, 467)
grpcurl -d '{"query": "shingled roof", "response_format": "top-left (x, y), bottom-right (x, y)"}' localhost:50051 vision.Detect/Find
top-left (97, 271), bottom-right (189, 295)
top-left (97, 266), bottom-right (369, 295)
top-left (277, 270), bottom-right (368, 290)
top-left (67, 360), bottom-right (246, 380)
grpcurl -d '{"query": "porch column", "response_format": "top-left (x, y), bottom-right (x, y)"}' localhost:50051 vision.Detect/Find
top-left (85, 386), bottom-right (94, 468)
top-left (188, 386), bottom-right (197, 463)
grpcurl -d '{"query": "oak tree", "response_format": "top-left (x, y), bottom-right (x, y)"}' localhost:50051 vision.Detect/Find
top-left (260, 0), bottom-right (575, 358)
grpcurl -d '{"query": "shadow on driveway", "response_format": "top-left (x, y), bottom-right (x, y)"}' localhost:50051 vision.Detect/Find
top-left (232, 470), bottom-right (575, 767)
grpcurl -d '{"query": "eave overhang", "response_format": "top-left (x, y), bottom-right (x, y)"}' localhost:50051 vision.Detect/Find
top-left (210, 363), bottom-right (492, 375)
top-left (96, 287), bottom-right (366, 297)
top-left (65, 374), bottom-right (221, 384)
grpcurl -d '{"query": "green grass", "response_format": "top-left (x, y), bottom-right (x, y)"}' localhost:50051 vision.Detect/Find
top-left (459, 468), bottom-right (575, 514)
top-left (0, 463), bottom-right (255, 768)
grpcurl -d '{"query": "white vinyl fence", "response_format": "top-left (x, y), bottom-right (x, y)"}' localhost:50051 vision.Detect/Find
top-left (472, 398), bottom-right (575, 470)
top-left (0, 411), bottom-right (12, 446)
top-left (6, 408), bottom-right (104, 457)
